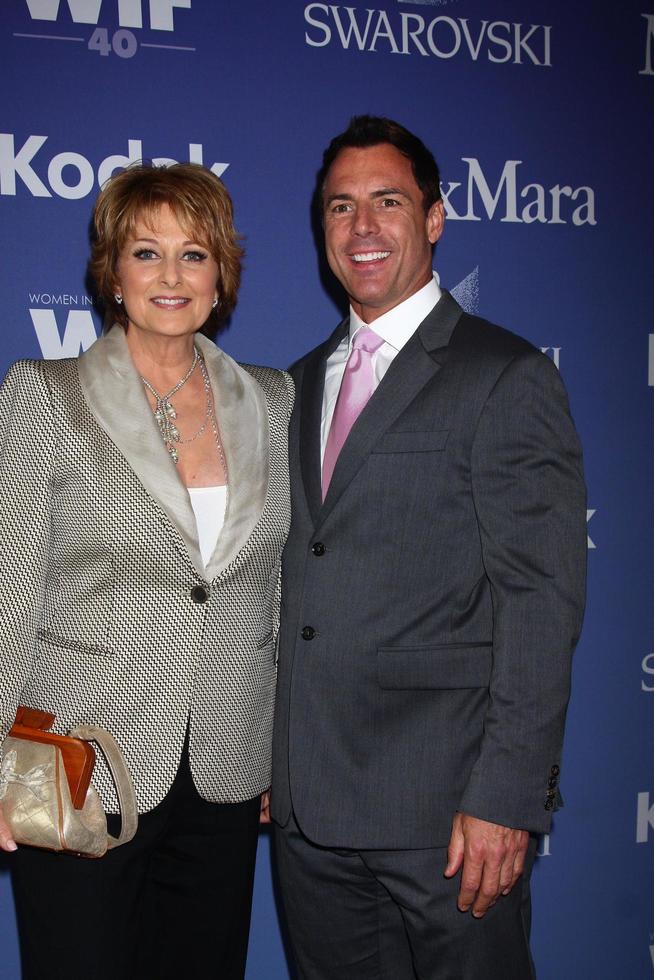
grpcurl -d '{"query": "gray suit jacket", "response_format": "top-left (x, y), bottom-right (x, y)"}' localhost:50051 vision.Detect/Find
top-left (0, 326), bottom-right (293, 813)
top-left (272, 291), bottom-right (586, 848)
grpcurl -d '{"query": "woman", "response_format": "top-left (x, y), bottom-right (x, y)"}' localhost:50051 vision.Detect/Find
top-left (0, 162), bottom-right (293, 979)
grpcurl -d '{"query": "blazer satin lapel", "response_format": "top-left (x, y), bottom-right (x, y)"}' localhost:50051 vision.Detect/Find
top-left (195, 334), bottom-right (269, 581)
top-left (320, 293), bottom-right (463, 525)
top-left (77, 326), bottom-right (205, 574)
top-left (299, 320), bottom-right (348, 526)
top-left (77, 328), bottom-right (270, 582)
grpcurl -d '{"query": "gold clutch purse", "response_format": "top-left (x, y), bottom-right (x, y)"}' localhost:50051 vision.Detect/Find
top-left (1, 707), bottom-right (138, 857)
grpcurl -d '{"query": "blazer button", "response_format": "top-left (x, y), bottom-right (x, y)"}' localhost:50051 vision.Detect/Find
top-left (301, 626), bottom-right (316, 641)
top-left (191, 585), bottom-right (209, 604)
top-left (550, 765), bottom-right (560, 776)
top-left (311, 542), bottom-right (326, 556)
top-left (544, 798), bottom-right (554, 811)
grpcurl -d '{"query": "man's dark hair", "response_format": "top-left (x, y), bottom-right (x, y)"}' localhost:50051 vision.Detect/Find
top-left (319, 115), bottom-right (442, 214)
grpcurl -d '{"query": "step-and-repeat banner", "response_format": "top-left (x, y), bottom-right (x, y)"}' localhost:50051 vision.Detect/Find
top-left (1, 1), bottom-right (652, 976)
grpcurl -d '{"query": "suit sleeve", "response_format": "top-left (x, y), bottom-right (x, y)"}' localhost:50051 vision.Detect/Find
top-left (0, 360), bottom-right (56, 740)
top-left (458, 350), bottom-right (587, 834)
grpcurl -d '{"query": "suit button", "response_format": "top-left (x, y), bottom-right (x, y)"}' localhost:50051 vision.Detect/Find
top-left (546, 789), bottom-right (556, 799)
top-left (301, 626), bottom-right (316, 641)
top-left (311, 542), bottom-right (326, 556)
top-left (544, 799), bottom-right (554, 811)
top-left (550, 765), bottom-right (560, 776)
top-left (191, 585), bottom-right (209, 604)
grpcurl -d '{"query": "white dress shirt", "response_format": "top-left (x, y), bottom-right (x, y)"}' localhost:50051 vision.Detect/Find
top-left (320, 275), bottom-right (442, 462)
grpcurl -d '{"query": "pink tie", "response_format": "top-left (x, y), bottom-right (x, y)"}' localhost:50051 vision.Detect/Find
top-left (322, 327), bottom-right (384, 499)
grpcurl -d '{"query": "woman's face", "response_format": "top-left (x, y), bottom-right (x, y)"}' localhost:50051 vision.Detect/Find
top-left (114, 203), bottom-right (219, 342)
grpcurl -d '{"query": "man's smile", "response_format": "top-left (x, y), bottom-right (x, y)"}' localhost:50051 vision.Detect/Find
top-left (350, 251), bottom-right (391, 263)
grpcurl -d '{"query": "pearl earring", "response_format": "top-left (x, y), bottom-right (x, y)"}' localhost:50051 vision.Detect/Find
top-left (114, 294), bottom-right (123, 305)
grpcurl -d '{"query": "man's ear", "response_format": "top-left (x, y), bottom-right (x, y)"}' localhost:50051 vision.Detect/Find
top-left (426, 200), bottom-right (445, 245)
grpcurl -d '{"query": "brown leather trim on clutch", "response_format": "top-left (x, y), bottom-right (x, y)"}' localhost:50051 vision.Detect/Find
top-left (8, 706), bottom-right (95, 809)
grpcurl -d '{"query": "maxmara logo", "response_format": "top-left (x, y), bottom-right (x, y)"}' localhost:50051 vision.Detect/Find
top-left (0, 136), bottom-right (228, 199)
top-left (304, 4), bottom-right (552, 66)
top-left (15, 0), bottom-right (193, 60)
top-left (442, 159), bottom-right (596, 227)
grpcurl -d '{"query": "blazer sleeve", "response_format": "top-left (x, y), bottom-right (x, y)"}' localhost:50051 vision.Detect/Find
top-left (458, 349), bottom-right (587, 834)
top-left (0, 360), bottom-right (56, 740)
top-left (282, 369), bottom-right (295, 420)
top-left (272, 369), bottom-right (294, 650)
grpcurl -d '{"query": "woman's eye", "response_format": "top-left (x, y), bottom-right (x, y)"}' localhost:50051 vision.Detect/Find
top-left (133, 248), bottom-right (157, 260)
top-left (183, 251), bottom-right (208, 262)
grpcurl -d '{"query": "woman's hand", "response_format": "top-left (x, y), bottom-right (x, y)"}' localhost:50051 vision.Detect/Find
top-left (0, 805), bottom-right (17, 851)
top-left (259, 790), bottom-right (271, 825)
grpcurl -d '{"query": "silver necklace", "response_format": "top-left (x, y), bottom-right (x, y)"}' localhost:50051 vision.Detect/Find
top-left (141, 348), bottom-right (206, 464)
top-left (141, 350), bottom-right (227, 484)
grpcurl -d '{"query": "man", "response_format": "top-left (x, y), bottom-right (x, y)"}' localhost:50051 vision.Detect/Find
top-left (271, 116), bottom-right (586, 979)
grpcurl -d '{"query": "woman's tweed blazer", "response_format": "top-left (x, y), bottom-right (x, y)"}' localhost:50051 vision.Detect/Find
top-left (0, 327), bottom-right (293, 813)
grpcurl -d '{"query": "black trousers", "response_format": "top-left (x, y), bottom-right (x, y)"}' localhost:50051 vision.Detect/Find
top-left (10, 749), bottom-right (261, 980)
top-left (275, 811), bottom-right (537, 980)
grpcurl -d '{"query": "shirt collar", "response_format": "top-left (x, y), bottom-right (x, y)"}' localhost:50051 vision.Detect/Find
top-left (348, 273), bottom-right (442, 351)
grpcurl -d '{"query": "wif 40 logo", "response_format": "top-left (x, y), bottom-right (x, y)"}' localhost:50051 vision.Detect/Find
top-left (20, 0), bottom-right (193, 60)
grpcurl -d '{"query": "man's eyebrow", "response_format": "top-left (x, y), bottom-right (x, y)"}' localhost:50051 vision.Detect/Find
top-left (324, 187), bottom-right (410, 207)
top-left (371, 187), bottom-right (409, 199)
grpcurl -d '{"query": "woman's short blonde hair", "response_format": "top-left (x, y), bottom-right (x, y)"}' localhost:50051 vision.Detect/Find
top-left (90, 162), bottom-right (243, 333)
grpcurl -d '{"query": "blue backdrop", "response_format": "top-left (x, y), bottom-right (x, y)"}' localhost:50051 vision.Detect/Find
top-left (1, 1), bottom-right (653, 976)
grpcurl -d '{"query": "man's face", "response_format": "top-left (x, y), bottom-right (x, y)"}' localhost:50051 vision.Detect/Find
top-left (323, 143), bottom-right (444, 323)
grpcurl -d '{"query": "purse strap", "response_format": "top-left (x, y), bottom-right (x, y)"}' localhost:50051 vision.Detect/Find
top-left (69, 724), bottom-right (138, 849)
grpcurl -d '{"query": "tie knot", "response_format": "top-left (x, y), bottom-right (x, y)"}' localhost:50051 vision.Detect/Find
top-left (352, 328), bottom-right (384, 355)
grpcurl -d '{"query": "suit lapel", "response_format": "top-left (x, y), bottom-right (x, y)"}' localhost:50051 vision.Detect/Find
top-left (298, 320), bottom-right (348, 526)
top-left (77, 327), bottom-right (269, 581)
top-left (319, 292), bottom-right (463, 525)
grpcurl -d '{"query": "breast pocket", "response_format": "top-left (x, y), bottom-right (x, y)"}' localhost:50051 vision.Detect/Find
top-left (371, 430), bottom-right (450, 454)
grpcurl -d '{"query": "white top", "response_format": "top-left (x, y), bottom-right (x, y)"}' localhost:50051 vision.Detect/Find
top-left (188, 485), bottom-right (227, 567)
top-left (320, 274), bottom-right (442, 462)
